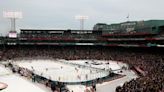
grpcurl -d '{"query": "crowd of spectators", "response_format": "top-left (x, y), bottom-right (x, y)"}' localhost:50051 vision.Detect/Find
top-left (0, 45), bottom-right (164, 92)
top-left (0, 48), bottom-right (3, 60)
top-left (20, 32), bottom-right (99, 41)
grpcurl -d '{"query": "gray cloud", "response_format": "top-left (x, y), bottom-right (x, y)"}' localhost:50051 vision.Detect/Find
top-left (0, 0), bottom-right (164, 35)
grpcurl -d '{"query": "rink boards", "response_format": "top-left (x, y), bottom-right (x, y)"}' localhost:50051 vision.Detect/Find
top-left (13, 60), bottom-right (121, 83)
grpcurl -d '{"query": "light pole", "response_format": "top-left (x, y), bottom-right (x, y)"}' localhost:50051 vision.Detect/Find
top-left (3, 11), bottom-right (22, 32)
top-left (75, 15), bottom-right (89, 30)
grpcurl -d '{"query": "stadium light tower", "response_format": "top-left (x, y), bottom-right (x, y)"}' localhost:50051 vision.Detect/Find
top-left (75, 15), bottom-right (89, 30)
top-left (3, 11), bottom-right (22, 32)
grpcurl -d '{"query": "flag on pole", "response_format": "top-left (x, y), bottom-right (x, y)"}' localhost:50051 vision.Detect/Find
top-left (126, 14), bottom-right (129, 19)
top-left (127, 14), bottom-right (130, 21)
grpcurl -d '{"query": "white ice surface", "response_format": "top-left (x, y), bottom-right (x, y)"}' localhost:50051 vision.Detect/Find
top-left (68, 60), bottom-right (121, 71)
top-left (14, 60), bottom-right (109, 82)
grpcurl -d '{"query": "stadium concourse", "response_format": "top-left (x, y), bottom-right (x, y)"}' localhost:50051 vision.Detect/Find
top-left (0, 46), bottom-right (164, 92)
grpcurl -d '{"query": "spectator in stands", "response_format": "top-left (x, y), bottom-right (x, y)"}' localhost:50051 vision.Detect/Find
top-left (1, 46), bottom-right (164, 92)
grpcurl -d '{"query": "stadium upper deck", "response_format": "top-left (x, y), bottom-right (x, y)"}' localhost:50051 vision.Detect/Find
top-left (0, 20), bottom-right (164, 47)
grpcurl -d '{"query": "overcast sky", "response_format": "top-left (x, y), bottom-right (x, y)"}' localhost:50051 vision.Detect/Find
top-left (0, 0), bottom-right (164, 35)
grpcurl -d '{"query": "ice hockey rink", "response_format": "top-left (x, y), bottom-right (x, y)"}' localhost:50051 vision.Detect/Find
top-left (0, 60), bottom-right (138, 92)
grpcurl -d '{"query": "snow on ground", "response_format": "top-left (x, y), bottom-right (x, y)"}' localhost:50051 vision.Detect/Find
top-left (96, 70), bottom-right (138, 92)
top-left (67, 85), bottom-right (86, 92)
top-left (0, 65), bottom-right (11, 76)
top-left (0, 66), bottom-right (51, 92)
top-left (0, 60), bottom-right (138, 92)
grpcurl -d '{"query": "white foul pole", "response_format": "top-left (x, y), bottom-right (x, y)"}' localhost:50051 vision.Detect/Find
top-left (75, 15), bottom-right (89, 30)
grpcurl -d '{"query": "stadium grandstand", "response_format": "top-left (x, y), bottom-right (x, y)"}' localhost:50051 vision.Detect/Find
top-left (0, 20), bottom-right (164, 92)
